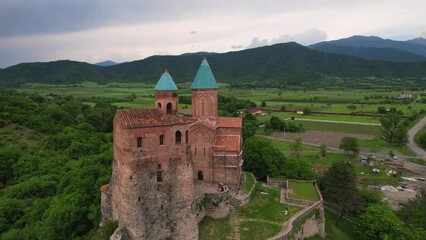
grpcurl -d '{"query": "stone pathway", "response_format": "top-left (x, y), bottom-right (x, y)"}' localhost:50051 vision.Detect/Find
top-left (229, 206), bottom-right (240, 240)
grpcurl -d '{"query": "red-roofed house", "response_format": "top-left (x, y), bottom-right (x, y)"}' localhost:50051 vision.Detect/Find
top-left (248, 107), bottom-right (262, 115)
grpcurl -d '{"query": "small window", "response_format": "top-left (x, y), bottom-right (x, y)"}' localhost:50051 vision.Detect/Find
top-left (198, 171), bottom-right (203, 181)
top-left (158, 164), bottom-right (161, 169)
top-left (185, 130), bottom-right (189, 144)
top-left (157, 171), bottom-right (162, 182)
top-left (137, 137), bottom-right (142, 148)
top-left (138, 197), bottom-right (141, 202)
top-left (160, 135), bottom-right (165, 145)
top-left (130, 175), bottom-right (132, 180)
top-left (166, 102), bottom-right (172, 114)
top-left (175, 131), bottom-right (181, 145)
top-left (157, 102), bottom-right (162, 109)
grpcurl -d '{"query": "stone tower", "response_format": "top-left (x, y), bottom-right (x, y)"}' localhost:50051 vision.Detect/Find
top-left (191, 58), bottom-right (218, 118)
top-left (103, 71), bottom-right (198, 240)
top-left (154, 69), bottom-right (179, 115)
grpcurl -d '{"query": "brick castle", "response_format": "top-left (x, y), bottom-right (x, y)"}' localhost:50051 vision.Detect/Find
top-left (100, 58), bottom-right (243, 239)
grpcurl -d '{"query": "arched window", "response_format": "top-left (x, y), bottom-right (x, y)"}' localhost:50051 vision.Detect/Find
top-left (159, 135), bottom-right (165, 145)
top-left (201, 100), bottom-right (204, 116)
top-left (175, 131), bottom-right (181, 145)
top-left (185, 130), bottom-right (189, 144)
top-left (157, 102), bottom-right (162, 109)
top-left (197, 171), bottom-right (203, 181)
top-left (166, 102), bottom-right (172, 114)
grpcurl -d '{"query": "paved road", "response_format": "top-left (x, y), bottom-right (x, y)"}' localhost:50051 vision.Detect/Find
top-left (407, 116), bottom-right (426, 160)
top-left (288, 118), bottom-right (381, 126)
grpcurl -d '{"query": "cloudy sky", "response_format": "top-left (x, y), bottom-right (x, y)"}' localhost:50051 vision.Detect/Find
top-left (0, 0), bottom-right (425, 68)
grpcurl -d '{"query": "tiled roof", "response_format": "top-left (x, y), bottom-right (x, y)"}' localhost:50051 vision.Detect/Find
top-left (248, 107), bottom-right (261, 114)
top-left (116, 109), bottom-right (195, 128)
top-left (214, 135), bottom-right (240, 152)
top-left (217, 117), bottom-right (242, 128)
top-left (154, 70), bottom-right (178, 91)
top-left (191, 58), bottom-right (218, 89)
top-left (100, 184), bottom-right (109, 192)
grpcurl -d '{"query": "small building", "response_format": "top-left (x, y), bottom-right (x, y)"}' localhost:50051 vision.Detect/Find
top-left (296, 110), bottom-right (304, 115)
top-left (248, 107), bottom-right (262, 115)
top-left (398, 93), bottom-right (415, 99)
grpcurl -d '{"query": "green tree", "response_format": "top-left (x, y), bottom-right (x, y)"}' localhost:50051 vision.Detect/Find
top-left (398, 190), bottom-right (426, 234)
top-left (303, 107), bottom-right (312, 115)
top-left (270, 116), bottom-right (285, 131)
top-left (347, 104), bottom-right (357, 110)
top-left (418, 132), bottom-right (426, 148)
top-left (323, 161), bottom-right (360, 224)
top-left (339, 137), bottom-right (359, 156)
top-left (291, 137), bottom-right (303, 160)
top-left (242, 137), bottom-right (286, 180)
top-left (377, 106), bottom-right (387, 114)
top-left (261, 100), bottom-right (266, 107)
top-left (280, 105), bottom-right (286, 111)
top-left (380, 112), bottom-right (408, 146)
top-left (355, 204), bottom-right (415, 240)
top-left (242, 120), bottom-right (257, 141)
top-left (320, 144), bottom-right (327, 158)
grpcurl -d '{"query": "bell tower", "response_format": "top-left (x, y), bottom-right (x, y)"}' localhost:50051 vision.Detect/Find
top-left (191, 58), bottom-right (218, 118)
top-left (154, 69), bottom-right (179, 115)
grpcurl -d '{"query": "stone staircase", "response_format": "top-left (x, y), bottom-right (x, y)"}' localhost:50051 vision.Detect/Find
top-left (230, 197), bottom-right (242, 207)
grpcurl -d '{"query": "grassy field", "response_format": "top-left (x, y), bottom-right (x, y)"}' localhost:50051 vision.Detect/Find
top-left (243, 172), bottom-right (255, 194)
top-left (199, 216), bottom-right (233, 240)
top-left (324, 208), bottom-right (356, 240)
top-left (257, 111), bottom-right (381, 124)
top-left (239, 221), bottom-right (282, 240)
top-left (198, 182), bottom-right (303, 240)
top-left (294, 120), bottom-right (382, 136)
top-left (358, 138), bottom-right (415, 156)
top-left (407, 158), bottom-right (426, 165)
top-left (238, 183), bottom-right (302, 239)
top-left (414, 126), bottom-right (426, 151)
top-left (287, 181), bottom-right (320, 201)
top-left (14, 83), bottom-right (424, 122)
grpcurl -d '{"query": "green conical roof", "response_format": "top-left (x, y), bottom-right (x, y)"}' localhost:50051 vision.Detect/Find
top-left (191, 58), bottom-right (218, 89)
top-left (154, 70), bottom-right (178, 91)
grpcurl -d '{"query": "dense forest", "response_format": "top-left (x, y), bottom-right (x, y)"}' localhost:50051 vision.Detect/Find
top-left (1, 43), bottom-right (426, 88)
top-left (0, 90), bottom-right (115, 239)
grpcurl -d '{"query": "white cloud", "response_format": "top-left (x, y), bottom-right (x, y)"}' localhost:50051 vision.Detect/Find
top-left (271, 29), bottom-right (328, 45)
top-left (231, 45), bottom-right (244, 49)
top-left (420, 32), bottom-right (426, 38)
top-left (0, 0), bottom-right (425, 67)
top-left (247, 37), bottom-right (269, 48)
top-left (246, 29), bottom-right (328, 49)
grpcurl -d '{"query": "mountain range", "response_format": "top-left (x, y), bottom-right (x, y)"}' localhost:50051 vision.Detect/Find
top-left (95, 60), bottom-right (118, 67)
top-left (1, 40), bottom-right (426, 88)
top-left (310, 36), bottom-right (426, 62)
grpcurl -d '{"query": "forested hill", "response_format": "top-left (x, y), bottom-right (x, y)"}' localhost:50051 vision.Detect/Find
top-left (1, 42), bottom-right (426, 88)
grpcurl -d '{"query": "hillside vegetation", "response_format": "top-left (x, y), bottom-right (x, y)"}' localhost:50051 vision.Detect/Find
top-left (0, 90), bottom-right (114, 239)
top-left (1, 43), bottom-right (426, 88)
